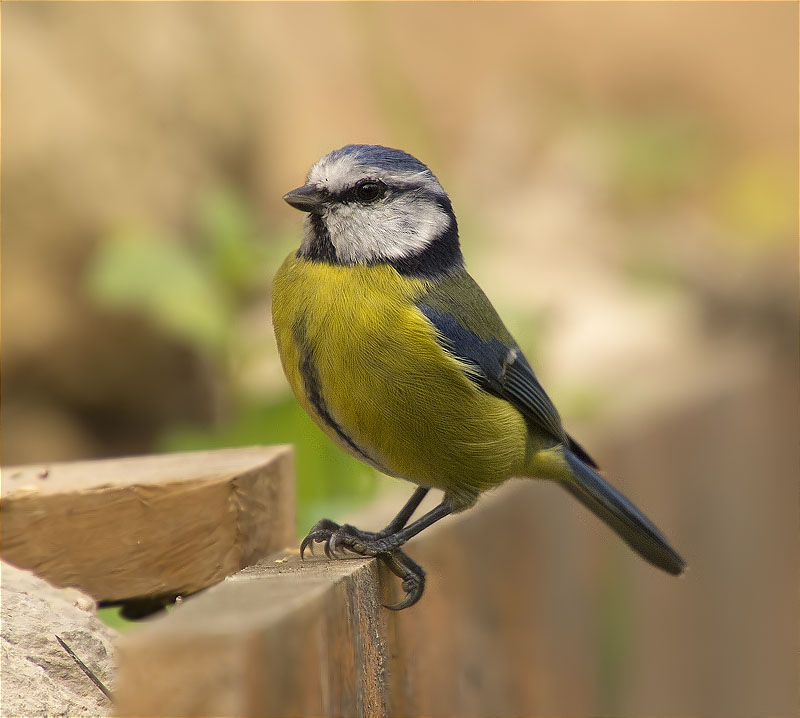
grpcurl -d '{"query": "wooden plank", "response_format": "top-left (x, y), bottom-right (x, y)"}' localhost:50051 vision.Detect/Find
top-left (112, 478), bottom-right (576, 718)
top-left (0, 446), bottom-right (295, 602)
top-left (114, 553), bottom-right (388, 718)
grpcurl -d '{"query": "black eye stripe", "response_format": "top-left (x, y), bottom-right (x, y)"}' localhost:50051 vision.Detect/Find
top-left (326, 179), bottom-right (385, 204)
top-left (328, 179), bottom-right (448, 206)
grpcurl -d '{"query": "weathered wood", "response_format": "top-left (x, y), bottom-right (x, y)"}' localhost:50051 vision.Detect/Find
top-left (113, 478), bottom-right (582, 718)
top-left (114, 553), bottom-right (388, 717)
top-left (1, 447), bottom-right (295, 602)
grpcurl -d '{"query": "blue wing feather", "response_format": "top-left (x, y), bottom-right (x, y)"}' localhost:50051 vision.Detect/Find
top-left (417, 303), bottom-right (565, 444)
top-left (417, 277), bottom-right (599, 469)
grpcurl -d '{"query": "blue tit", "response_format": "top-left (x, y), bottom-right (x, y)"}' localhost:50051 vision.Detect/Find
top-left (272, 144), bottom-right (685, 609)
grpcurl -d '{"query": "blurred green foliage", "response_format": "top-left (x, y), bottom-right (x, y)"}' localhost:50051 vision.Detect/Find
top-left (86, 228), bottom-right (232, 351)
top-left (604, 112), bottom-right (710, 212)
top-left (86, 188), bottom-right (276, 355)
top-left (85, 186), bottom-right (381, 540)
top-left (96, 605), bottom-right (138, 633)
top-left (163, 397), bottom-right (377, 533)
top-left (607, 114), bottom-right (709, 211)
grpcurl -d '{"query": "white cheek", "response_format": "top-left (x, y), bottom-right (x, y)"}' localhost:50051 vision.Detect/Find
top-left (327, 198), bottom-right (450, 263)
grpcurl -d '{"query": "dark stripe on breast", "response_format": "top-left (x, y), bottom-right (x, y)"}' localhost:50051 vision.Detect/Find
top-left (294, 318), bottom-right (377, 466)
top-left (298, 214), bottom-right (337, 263)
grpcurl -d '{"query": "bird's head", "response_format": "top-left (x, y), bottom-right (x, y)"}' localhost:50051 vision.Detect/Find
top-left (283, 144), bottom-right (463, 278)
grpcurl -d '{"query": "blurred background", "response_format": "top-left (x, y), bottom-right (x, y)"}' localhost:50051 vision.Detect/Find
top-left (2, 2), bottom-right (797, 716)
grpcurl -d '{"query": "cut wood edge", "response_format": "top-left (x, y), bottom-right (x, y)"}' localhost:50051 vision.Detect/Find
top-left (1, 447), bottom-right (296, 602)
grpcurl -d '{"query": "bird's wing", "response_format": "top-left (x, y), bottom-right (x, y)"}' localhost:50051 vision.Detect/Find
top-left (417, 272), bottom-right (568, 447)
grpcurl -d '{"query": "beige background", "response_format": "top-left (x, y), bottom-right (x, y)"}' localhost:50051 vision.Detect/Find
top-left (2, 3), bottom-right (797, 715)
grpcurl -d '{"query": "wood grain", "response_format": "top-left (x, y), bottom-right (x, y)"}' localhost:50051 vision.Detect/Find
top-left (1, 446), bottom-right (295, 601)
top-left (112, 481), bottom-right (567, 718)
top-left (114, 552), bottom-right (388, 717)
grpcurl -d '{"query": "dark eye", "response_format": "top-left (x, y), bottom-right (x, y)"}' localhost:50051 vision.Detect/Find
top-left (354, 180), bottom-right (386, 203)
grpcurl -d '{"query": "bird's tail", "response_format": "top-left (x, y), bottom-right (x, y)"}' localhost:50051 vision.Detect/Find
top-left (561, 449), bottom-right (686, 575)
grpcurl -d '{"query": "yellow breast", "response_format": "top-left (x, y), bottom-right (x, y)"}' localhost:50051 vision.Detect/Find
top-left (271, 254), bottom-right (527, 502)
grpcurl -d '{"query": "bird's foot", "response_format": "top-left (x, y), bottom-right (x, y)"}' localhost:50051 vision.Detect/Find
top-left (380, 548), bottom-right (426, 610)
top-left (300, 519), bottom-right (400, 558)
top-left (299, 519), bottom-right (425, 609)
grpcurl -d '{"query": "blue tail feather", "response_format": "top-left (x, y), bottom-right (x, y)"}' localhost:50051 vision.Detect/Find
top-left (562, 449), bottom-right (686, 575)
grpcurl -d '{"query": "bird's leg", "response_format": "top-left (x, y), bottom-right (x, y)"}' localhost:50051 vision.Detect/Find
top-left (363, 486), bottom-right (431, 539)
top-left (300, 487), bottom-right (429, 557)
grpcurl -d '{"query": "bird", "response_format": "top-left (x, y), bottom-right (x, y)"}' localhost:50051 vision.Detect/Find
top-left (272, 144), bottom-right (685, 609)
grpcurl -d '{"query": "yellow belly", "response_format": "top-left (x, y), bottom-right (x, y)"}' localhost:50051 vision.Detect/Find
top-left (271, 254), bottom-right (528, 505)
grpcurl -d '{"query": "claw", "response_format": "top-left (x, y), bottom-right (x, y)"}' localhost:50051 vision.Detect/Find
top-left (330, 530), bottom-right (359, 556)
top-left (383, 578), bottom-right (425, 611)
top-left (329, 532), bottom-right (344, 556)
top-left (299, 536), bottom-right (313, 559)
top-left (379, 549), bottom-right (426, 610)
top-left (301, 519), bottom-right (343, 560)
